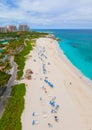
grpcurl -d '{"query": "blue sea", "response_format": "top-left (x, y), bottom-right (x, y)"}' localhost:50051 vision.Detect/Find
top-left (33, 29), bottom-right (92, 80)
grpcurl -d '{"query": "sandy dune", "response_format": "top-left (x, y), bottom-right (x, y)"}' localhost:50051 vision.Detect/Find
top-left (21, 38), bottom-right (92, 130)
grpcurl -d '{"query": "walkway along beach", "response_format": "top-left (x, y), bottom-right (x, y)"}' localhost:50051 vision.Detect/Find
top-left (21, 38), bottom-right (92, 130)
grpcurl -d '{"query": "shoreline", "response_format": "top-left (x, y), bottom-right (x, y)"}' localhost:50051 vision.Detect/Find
top-left (21, 37), bottom-right (92, 130)
top-left (55, 40), bottom-right (92, 86)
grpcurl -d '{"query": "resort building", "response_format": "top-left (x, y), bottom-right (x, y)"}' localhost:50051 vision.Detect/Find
top-left (19, 24), bottom-right (29, 31)
top-left (7, 25), bottom-right (17, 32)
top-left (0, 27), bottom-right (7, 33)
top-left (0, 24), bottom-right (30, 32)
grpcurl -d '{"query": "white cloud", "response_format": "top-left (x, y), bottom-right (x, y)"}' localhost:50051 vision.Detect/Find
top-left (0, 0), bottom-right (92, 28)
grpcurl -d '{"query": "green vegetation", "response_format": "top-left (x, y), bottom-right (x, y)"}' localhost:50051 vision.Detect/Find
top-left (0, 44), bottom-right (6, 48)
top-left (12, 31), bottom-right (48, 80)
top-left (0, 46), bottom-right (12, 95)
top-left (0, 71), bottom-right (10, 86)
top-left (0, 31), bottom-right (49, 88)
top-left (14, 40), bottom-right (33, 79)
top-left (0, 31), bottom-right (49, 39)
top-left (0, 71), bottom-right (11, 96)
top-left (0, 31), bottom-right (49, 129)
top-left (0, 83), bottom-right (26, 130)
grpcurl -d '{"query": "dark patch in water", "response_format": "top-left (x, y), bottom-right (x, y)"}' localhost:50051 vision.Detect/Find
top-left (85, 56), bottom-right (92, 63)
top-left (71, 43), bottom-right (79, 48)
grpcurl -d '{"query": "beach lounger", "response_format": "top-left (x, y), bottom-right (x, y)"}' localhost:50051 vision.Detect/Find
top-left (48, 82), bottom-right (54, 88)
top-left (50, 84), bottom-right (54, 88)
top-left (51, 109), bottom-right (57, 113)
top-left (44, 79), bottom-right (54, 87)
top-left (32, 112), bottom-right (35, 116)
top-left (32, 120), bottom-right (39, 125)
top-left (55, 105), bottom-right (60, 110)
top-left (32, 120), bottom-right (35, 125)
top-left (44, 79), bottom-right (48, 83)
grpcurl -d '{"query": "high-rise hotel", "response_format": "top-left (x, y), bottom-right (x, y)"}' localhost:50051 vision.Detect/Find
top-left (19, 24), bottom-right (29, 31)
top-left (7, 25), bottom-right (17, 32)
top-left (0, 27), bottom-right (7, 33)
top-left (0, 24), bottom-right (30, 32)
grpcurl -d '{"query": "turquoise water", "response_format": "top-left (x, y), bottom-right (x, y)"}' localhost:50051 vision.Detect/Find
top-left (33, 29), bottom-right (92, 80)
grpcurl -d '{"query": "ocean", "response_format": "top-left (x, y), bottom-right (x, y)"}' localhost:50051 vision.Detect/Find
top-left (33, 29), bottom-right (92, 80)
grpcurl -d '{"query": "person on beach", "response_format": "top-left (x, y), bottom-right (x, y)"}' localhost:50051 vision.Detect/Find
top-left (40, 97), bottom-right (42, 101)
top-left (44, 87), bottom-right (47, 93)
top-left (54, 116), bottom-right (59, 122)
top-left (70, 82), bottom-right (72, 85)
top-left (48, 123), bottom-right (53, 127)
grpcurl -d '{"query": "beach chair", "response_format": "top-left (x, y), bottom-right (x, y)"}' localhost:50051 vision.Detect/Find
top-left (44, 79), bottom-right (47, 83)
top-left (50, 84), bottom-right (54, 88)
top-left (32, 120), bottom-right (35, 125)
top-left (32, 112), bottom-right (35, 116)
top-left (51, 109), bottom-right (56, 113)
top-left (48, 82), bottom-right (54, 88)
top-left (51, 109), bottom-right (54, 113)
top-left (55, 105), bottom-right (59, 110)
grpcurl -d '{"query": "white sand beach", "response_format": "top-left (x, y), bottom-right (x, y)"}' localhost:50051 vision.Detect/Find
top-left (21, 38), bottom-right (92, 130)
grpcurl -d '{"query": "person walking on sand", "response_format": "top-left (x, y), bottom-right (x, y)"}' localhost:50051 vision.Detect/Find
top-left (54, 116), bottom-right (59, 122)
top-left (44, 87), bottom-right (47, 93)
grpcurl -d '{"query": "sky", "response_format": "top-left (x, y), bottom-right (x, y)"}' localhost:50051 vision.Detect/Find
top-left (0, 0), bottom-right (92, 29)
